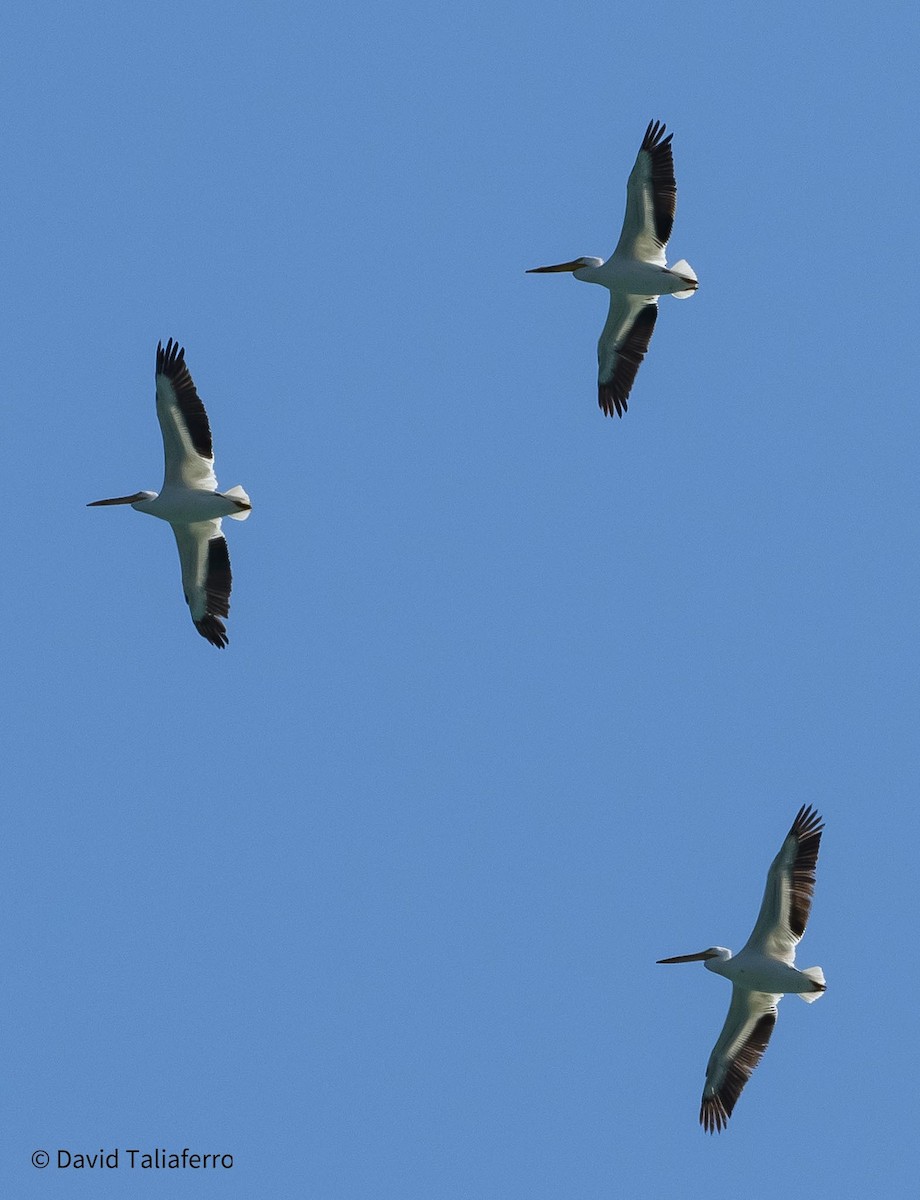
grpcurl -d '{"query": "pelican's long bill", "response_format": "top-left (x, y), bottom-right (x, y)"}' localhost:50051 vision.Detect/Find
top-left (526, 260), bottom-right (584, 274)
top-left (657, 950), bottom-right (721, 964)
top-left (87, 492), bottom-right (152, 506)
top-left (657, 806), bottom-right (826, 1133)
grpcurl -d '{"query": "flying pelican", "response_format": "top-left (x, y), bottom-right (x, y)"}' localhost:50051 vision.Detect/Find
top-left (88, 339), bottom-right (251, 648)
top-left (528, 120), bottom-right (697, 417)
top-left (657, 806), bottom-right (826, 1132)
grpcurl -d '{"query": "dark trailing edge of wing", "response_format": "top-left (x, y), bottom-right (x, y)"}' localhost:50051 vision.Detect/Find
top-left (157, 338), bottom-right (214, 461)
top-left (700, 1011), bottom-right (777, 1134)
top-left (191, 536), bottom-right (232, 649)
top-left (598, 304), bottom-right (658, 418)
top-left (786, 805), bottom-right (824, 941)
top-left (640, 120), bottom-right (677, 248)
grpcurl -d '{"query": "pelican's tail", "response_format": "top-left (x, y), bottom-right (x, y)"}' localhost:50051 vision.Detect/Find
top-left (670, 259), bottom-right (698, 299)
top-left (798, 966), bottom-right (826, 1002)
top-left (223, 484), bottom-right (252, 521)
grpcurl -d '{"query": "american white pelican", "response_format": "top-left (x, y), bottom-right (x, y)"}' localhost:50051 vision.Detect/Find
top-left (88, 340), bottom-right (251, 648)
top-left (658, 806), bottom-right (826, 1132)
top-left (528, 120), bottom-right (697, 417)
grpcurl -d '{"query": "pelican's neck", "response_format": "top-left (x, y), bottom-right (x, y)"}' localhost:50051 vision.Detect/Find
top-left (131, 491), bottom-right (159, 514)
top-left (704, 948), bottom-right (734, 977)
top-left (573, 257), bottom-right (606, 285)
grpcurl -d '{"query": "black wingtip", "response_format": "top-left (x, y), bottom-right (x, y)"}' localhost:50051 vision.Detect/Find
top-left (156, 338), bottom-right (186, 375)
top-left (194, 615), bottom-right (229, 648)
top-left (598, 387), bottom-right (627, 418)
top-left (642, 119), bottom-right (673, 152)
top-left (790, 804), bottom-right (825, 839)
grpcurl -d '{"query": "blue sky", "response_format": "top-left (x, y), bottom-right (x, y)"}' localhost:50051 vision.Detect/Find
top-left (3, 2), bottom-right (919, 1196)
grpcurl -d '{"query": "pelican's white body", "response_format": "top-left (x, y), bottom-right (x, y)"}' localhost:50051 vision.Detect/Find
top-left (573, 256), bottom-right (697, 300)
top-left (702, 946), bottom-right (826, 1000)
top-left (130, 485), bottom-right (249, 525)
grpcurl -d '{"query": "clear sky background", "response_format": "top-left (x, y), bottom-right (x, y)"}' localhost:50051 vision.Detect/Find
top-left (3, 3), bottom-right (919, 1196)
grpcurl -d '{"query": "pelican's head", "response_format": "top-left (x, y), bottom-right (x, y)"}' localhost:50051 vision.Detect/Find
top-left (87, 490), bottom-right (157, 510)
top-left (657, 947), bottom-right (731, 965)
top-left (526, 256), bottom-right (604, 276)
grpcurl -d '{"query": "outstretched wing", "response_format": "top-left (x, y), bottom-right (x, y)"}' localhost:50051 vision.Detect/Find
top-left (700, 988), bottom-right (780, 1133)
top-left (597, 295), bottom-right (658, 417)
top-left (171, 520), bottom-right (232, 648)
top-left (741, 806), bottom-right (825, 964)
top-left (611, 120), bottom-right (676, 267)
top-left (156, 339), bottom-right (218, 491)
